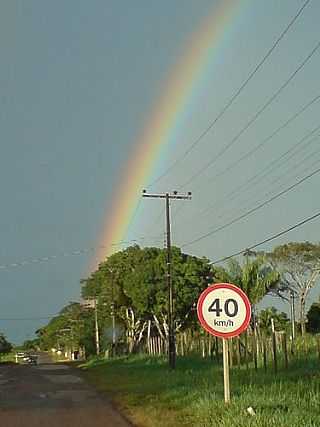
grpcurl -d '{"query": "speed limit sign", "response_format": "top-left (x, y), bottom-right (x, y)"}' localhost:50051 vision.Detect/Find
top-left (197, 283), bottom-right (251, 338)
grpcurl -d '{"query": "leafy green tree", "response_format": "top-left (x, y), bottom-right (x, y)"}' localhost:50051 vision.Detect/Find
top-left (258, 307), bottom-right (289, 334)
top-left (306, 300), bottom-right (320, 333)
top-left (81, 245), bottom-right (212, 352)
top-left (36, 302), bottom-right (95, 355)
top-left (267, 242), bottom-right (320, 335)
top-left (22, 339), bottom-right (40, 351)
top-left (0, 334), bottom-right (12, 355)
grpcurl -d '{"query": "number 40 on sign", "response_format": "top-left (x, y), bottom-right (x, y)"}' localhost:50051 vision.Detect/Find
top-left (197, 283), bottom-right (251, 403)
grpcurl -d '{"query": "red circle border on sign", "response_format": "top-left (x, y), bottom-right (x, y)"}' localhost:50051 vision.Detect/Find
top-left (197, 283), bottom-right (251, 338)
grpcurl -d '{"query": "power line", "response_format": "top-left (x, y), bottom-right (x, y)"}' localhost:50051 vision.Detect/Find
top-left (210, 209), bottom-right (320, 265)
top-left (144, 206), bottom-right (166, 235)
top-left (0, 315), bottom-right (59, 321)
top-left (183, 164), bottom-right (320, 247)
top-left (125, 198), bottom-right (143, 236)
top-left (171, 201), bottom-right (187, 224)
top-left (5, 212), bottom-right (320, 321)
top-left (214, 133), bottom-right (320, 221)
top-left (264, 146), bottom-right (320, 195)
top-left (148, 0), bottom-right (311, 188)
top-left (0, 236), bottom-right (162, 272)
top-left (171, 98), bottom-right (320, 227)
top-left (205, 93), bottom-right (320, 188)
top-left (179, 136), bottom-right (320, 238)
top-left (179, 39), bottom-right (320, 189)
top-left (211, 153), bottom-right (320, 235)
top-left (170, 144), bottom-right (320, 251)
top-left (194, 125), bottom-right (320, 222)
top-left (224, 147), bottom-right (320, 221)
top-left (225, 126), bottom-right (320, 202)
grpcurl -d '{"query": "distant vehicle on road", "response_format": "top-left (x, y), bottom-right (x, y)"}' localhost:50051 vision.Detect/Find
top-left (16, 352), bottom-right (26, 358)
top-left (16, 352), bottom-right (38, 365)
top-left (25, 355), bottom-right (37, 365)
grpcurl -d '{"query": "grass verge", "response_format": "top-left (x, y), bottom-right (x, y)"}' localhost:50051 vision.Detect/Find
top-left (0, 353), bottom-right (16, 364)
top-left (80, 354), bottom-right (320, 427)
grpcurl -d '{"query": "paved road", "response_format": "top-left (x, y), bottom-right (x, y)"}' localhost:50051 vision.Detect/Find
top-left (0, 355), bottom-right (132, 427)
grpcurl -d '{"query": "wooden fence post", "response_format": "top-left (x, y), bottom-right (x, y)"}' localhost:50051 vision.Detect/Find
top-left (201, 338), bottom-right (206, 358)
top-left (282, 333), bottom-right (288, 369)
top-left (271, 319), bottom-right (277, 374)
top-left (147, 320), bottom-right (151, 355)
top-left (184, 332), bottom-right (188, 355)
top-left (244, 330), bottom-right (249, 370)
top-left (252, 330), bottom-right (258, 371)
top-left (229, 338), bottom-right (233, 369)
top-left (215, 336), bottom-right (219, 362)
top-left (208, 335), bottom-right (212, 359)
top-left (236, 336), bottom-right (241, 368)
top-left (262, 338), bottom-right (267, 372)
top-left (180, 334), bottom-right (185, 357)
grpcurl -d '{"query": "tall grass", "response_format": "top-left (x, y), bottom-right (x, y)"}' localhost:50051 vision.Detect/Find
top-left (81, 352), bottom-right (320, 427)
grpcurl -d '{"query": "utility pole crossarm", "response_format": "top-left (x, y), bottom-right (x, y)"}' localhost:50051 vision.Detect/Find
top-left (142, 190), bottom-right (192, 200)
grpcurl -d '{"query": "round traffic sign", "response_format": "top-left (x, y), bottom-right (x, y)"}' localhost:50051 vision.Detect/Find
top-left (197, 283), bottom-right (251, 338)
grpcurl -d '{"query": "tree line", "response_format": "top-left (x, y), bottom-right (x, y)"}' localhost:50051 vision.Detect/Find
top-left (30, 241), bottom-right (320, 357)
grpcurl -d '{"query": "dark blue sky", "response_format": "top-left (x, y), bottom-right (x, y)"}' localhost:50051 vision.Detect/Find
top-left (0, 0), bottom-right (319, 343)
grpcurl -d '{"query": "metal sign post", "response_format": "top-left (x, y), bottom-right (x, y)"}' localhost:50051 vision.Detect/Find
top-left (197, 283), bottom-right (251, 403)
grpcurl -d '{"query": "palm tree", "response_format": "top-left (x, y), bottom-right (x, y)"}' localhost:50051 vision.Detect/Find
top-left (213, 256), bottom-right (280, 305)
top-left (258, 307), bottom-right (289, 333)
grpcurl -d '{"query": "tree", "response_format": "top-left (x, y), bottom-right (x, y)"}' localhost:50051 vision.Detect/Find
top-left (258, 307), bottom-right (289, 334)
top-left (36, 302), bottom-right (94, 355)
top-left (0, 334), bottom-right (12, 355)
top-left (267, 242), bottom-right (320, 335)
top-left (22, 339), bottom-right (40, 351)
top-left (213, 256), bottom-right (280, 305)
top-left (81, 245), bottom-right (212, 353)
top-left (306, 300), bottom-right (320, 333)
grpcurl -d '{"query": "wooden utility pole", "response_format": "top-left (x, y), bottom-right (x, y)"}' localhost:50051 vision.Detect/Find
top-left (94, 298), bottom-right (100, 356)
top-left (143, 190), bottom-right (192, 369)
top-left (290, 290), bottom-right (296, 341)
top-left (81, 298), bottom-right (100, 356)
top-left (271, 318), bottom-right (277, 374)
top-left (109, 269), bottom-right (116, 357)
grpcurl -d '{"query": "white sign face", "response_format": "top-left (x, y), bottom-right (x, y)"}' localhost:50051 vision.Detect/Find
top-left (197, 283), bottom-right (251, 338)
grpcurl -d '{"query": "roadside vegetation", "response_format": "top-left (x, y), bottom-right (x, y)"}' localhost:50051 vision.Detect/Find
top-left (81, 353), bottom-right (320, 427)
top-left (0, 333), bottom-right (13, 363)
top-left (22, 241), bottom-right (320, 426)
top-left (30, 242), bottom-right (320, 358)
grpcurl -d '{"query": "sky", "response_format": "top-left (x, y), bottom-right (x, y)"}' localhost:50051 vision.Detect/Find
top-left (0, 0), bottom-right (319, 343)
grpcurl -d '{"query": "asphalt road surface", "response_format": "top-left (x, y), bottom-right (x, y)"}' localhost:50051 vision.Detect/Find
top-left (0, 353), bottom-right (132, 427)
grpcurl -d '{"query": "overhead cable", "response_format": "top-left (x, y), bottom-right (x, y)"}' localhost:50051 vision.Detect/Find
top-left (0, 315), bottom-right (59, 321)
top-left (195, 125), bottom-right (320, 221)
top-left (148, 0), bottom-right (311, 188)
top-left (205, 94), bottom-right (320, 188)
top-left (210, 209), bottom-right (320, 265)
top-left (209, 154), bottom-right (320, 237)
top-left (179, 39), bottom-right (320, 189)
top-left (183, 165), bottom-right (320, 247)
top-left (0, 236), bottom-right (162, 272)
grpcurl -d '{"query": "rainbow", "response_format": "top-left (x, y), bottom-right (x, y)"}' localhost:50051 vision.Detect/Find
top-left (91, 0), bottom-right (244, 269)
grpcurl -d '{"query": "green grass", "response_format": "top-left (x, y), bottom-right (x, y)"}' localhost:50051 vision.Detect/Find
top-left (0, 353), bottom-right (16, 363)
top-left (81, 354), bottom-right (320, 427)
